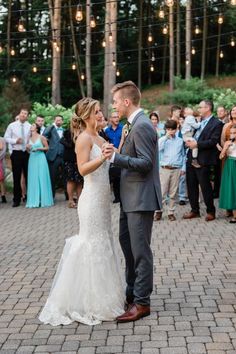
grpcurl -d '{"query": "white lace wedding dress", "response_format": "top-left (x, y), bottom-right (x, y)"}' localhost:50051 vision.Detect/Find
top-left (39, 144), bottom-right (125, 326)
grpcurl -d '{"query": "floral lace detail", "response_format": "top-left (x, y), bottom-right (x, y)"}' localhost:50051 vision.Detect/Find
top-left (39, 144), bottom-right (124, 326)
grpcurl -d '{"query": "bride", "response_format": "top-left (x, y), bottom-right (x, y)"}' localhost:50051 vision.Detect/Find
top-left (39, 98), bottom-right (124, 326)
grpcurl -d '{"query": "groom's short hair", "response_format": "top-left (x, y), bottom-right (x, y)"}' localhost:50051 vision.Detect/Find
top-left (111, 81), bottom-right (141, 106)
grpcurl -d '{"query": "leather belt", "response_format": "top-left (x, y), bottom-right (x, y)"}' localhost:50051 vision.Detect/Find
top-left (161, 166), bottom-right (178, 170)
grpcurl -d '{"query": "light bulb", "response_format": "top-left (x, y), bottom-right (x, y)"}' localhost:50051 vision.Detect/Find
top-left (102, 39), bottom-right (106, 47)
top-left (186, 59), bottom-right (189, 65)
top-left (47, 76), bottom-right (51, 82)
top-left (32, 66), bottom-right (37, 73)
top-left (220, 50), bottom-right (224, 58)
top-left (10, 48), bottom-right (15, 56)
top-left (195, 25), bottom-right (200, 35)
top-left (231, 38), bottom-right (235, 47)
top-left (90, 15), bottom-right (96, 28)
top-left (230, 0), bottom-right (236, 5)
top-left (159, 9), bottom-right (165, 19)
top-left (116, 69), bottom-right (120, 77)
top-left (165, 0), bottom-right (174, 6)
top-left (81, 73), bottom-right (85, 80)
top-left (148, 33), bottom-right (153, 42)
top-left (12, 76), bottom-right (17, 83)
top-left (0, 45), bottom-right (3, 53)
top-left (150, 64), bottom-right (154, 72)
top-left (72, 63), bottom-right (76, 70)
top-left (18, 19), bottom-right (25, 32)
top-left (151, 53), bottom-right (155, 62)
top-left (75, 4), bottom-right (83, 22)
top-left (163, 25), bottom-right (168, 35)
top-left (218, 14), bottom-right (223, 25)
top-left (191, 47), bottom-right (196, 55)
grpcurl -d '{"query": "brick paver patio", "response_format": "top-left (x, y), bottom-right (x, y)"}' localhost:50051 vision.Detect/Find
top-left (0, 195), bottom-right (236, 354)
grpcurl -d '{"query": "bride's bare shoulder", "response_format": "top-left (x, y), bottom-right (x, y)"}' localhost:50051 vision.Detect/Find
top-left (76, 132), bottom-right (93, 152)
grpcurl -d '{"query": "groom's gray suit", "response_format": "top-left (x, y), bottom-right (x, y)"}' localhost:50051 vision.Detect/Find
top-left (113, 110), bottom-right (162, 306)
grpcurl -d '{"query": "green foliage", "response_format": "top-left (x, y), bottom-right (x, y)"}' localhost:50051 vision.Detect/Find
top-left (29, 102), bottom-right (74, 128)
top-left (213, 89), bottom-right (236, 111)
top-left (160, 77), bottom-right (222, 106)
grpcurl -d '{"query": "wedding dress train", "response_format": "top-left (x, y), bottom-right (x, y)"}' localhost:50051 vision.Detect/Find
top-left (39, 144), bottom-right (124, 326)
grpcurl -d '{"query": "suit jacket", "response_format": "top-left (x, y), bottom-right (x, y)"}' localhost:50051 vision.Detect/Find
top-left (187, 116), bottom-right (223, 166)
top-left (43, 125), bottom-right (64, 162)
top-left (113, 110), bottom-right (162, 213)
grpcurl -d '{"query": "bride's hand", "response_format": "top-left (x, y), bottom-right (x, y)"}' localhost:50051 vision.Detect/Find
top-left (102, 143), bottom-right (114, 159)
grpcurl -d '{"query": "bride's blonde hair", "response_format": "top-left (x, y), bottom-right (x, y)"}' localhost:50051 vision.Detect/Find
top-left (72, 97), bottom-right (99, 134)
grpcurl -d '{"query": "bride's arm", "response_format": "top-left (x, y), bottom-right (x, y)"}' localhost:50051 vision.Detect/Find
top-left (76, 135), bottom-right (106, 176)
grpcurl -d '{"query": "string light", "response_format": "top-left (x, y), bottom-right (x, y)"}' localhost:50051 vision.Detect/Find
top-left (230, 0), bottom-right (236, 5)
top-left (11, 75), bottom-right (17, 83)
top-left (218, 13), bottom-right (223, 25)
top-left (148, 32), bottom-right (153, 42)
top-left (18, 18), bottom-right (26, 32)
top-left (220, 50), bottom-right (224, 58)
top-left (195, 25), bottom-right (200, 35)
top-left (163, 24), bottom-right (168, 35)
top-left (47, 76), bottom-right (51, 82)
top-left (151, 52), bottom-right (155, 61)
top-left (191, 47), bottom-right (196, 55)
top-left (90, 15), bottom-right (96, 28)
top-left (81, 73), bottom-right (85, 80)
top-left (0, 45), bottom-right (3, 53)
top-left (150, 64), bottom-right (154, 72)
top-left (116, 68), bottom-right (120, 77)
top-left (159, 7), bottom-right (165, 19)
top-left (102, 39), bottom-right (106, 47)
top-left (32, 66), bottom-right (38, 73)
top-left (230, 37), bottom-right (235, 46)
top-left (112, 52), bottom-right (116, 67)
top-left (10, 48), bottom-right (15, 56)
top-left (186, 59), bottom-right (189, 65)
top-left (72, 63), bottom-right (76, 70)
top-left (75, 4), bottom-right (83, 22)
top-left (109, 31), bottom-right (113, 42)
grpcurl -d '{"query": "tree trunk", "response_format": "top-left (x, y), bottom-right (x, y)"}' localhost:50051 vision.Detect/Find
top-left (201, 0), bottom-right (207, 80)
top-left (138, 0), bottom-right (143, 89)
top-left (176, 0), bottom-right (181, 76)
top-left (185, 0), bottom-right (191, 79)
top-left (103, 0), bottom-right (117, 118)
top-left (169, 4), bottom-right (174, 93)
top-left (86, 0), bottom-right (92, 97)
top-left (162, 35), bottom-right (168, 84)
top-left (48, 0), bottom-right (62, 105)
top-left (7, 0), bottom-right (11, 71)
top-left (68, 0), bottom-right (85, 97)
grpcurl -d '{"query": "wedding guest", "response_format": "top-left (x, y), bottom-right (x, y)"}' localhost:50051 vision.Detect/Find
top-left (26, 124), bottom-right (53, 208)
top-left (35, 115), bottom-right (46, 135)
top-left (105, 110), bottom-right (123, 203)
top-left (217, 106), bottom-right (229, 124)
top-left (4, 108), bottom-right (31, 207)
top-left (184, 100), bottom-right (223, 221)
top-left (98, 115), bottom-right (109, 141)
top-left (60, 117), bottom-right (83, 208)
top-left (43, 115), bottom-right (65, 199)
top-left (0, 137), bottom-right (7, 203)
top-left (219, 125), bottom-right (236, 223)
top-left (170, 105), bottom-right (182, 132)
top-left (154, 119), bottom-right (185, 221)
top-left (221, 105), bottom-right (236, 146)
top-left (149, 111), bottom-right (165, 138)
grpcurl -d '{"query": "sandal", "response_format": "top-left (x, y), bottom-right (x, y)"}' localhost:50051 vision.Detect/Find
top-left (68, 201), bottom-right (77, 208)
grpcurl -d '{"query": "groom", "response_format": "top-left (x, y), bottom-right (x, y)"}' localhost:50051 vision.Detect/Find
top-left (103, 81), bottom-right (162, 322)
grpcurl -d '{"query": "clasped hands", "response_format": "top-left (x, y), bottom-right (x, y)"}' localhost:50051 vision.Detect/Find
top-left (101, 142), bottom-right (115, 160)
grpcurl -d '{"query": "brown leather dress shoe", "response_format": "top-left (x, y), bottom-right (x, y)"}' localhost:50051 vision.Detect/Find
top-left (205, 213), bottom-right (215, 221)
top-left (154, 211), bottom-right (162, 221)
top-left (116, 304), bottom-right (150, 323)
top-left (183, 211), bottom-right (200, 219)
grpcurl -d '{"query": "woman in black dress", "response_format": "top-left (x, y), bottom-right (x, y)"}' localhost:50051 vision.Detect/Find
top-left (60, 117), bottom-right (83, 208)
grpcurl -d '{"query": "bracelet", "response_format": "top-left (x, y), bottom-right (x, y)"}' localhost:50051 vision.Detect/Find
top-left (100, 154), bottom-right (106, 163)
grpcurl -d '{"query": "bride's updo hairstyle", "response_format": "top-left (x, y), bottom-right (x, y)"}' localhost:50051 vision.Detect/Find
top-left (72, 97), bottom-right (99, 132)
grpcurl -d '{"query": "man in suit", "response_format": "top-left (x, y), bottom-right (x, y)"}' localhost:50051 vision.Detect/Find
top-left (103, 81), bottom-right (162, 322)
top-left (184, 100), bottom-right (223, 221)
top-left (43, 115), bottom-right (65, 198)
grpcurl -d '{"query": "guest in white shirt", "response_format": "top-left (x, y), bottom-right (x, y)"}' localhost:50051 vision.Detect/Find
top-left (4, 108), bottom-right (31, 207)
top-left (35, 115), bottom-right (46, 135)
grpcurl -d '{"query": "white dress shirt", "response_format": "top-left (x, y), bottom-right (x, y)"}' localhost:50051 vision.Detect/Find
top-left (4, 120), bottom-right (31, 152)
top-left (53, 123), bottom-right (64, 138)
top-left (110, 108), bottom-right (143, 163)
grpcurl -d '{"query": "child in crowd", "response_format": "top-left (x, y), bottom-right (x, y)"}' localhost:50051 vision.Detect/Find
top-left (182, 107), bottom-right (201, 168)
top-left (219, 124), bottom-right (236, 223)
top-left (0, 137), bottom-right (7, 203)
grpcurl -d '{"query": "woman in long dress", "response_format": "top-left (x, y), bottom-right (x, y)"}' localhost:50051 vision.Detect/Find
top-left (26, 124), bottom-right (54, 208)
top-left (39, 98), bottom-right (124, 326)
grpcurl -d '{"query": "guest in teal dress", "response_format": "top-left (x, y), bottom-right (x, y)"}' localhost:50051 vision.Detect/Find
top-left (26, 124), bottom-right (54, 208)
top-left (149, 111), bottom-right (165, 138)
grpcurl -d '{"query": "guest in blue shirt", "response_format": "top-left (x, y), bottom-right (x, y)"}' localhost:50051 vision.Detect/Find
top-left (154, 119), bottom-right (186, 222)
top-left (105, 111), bottom-right (123, 203)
